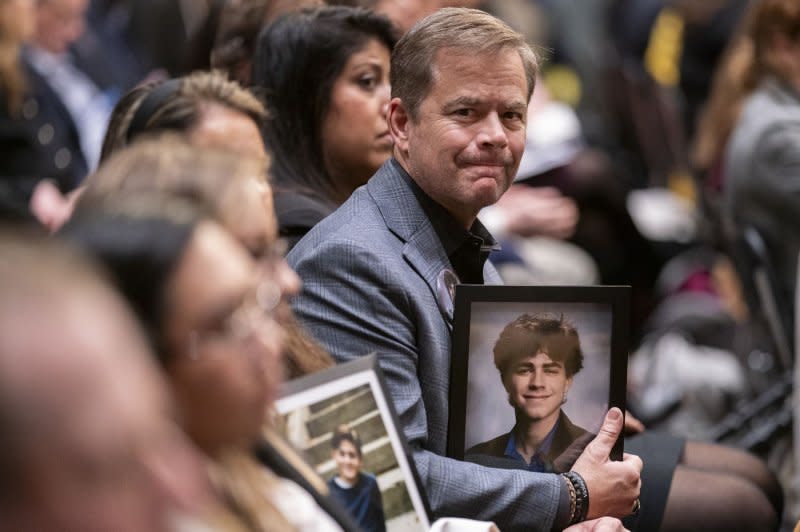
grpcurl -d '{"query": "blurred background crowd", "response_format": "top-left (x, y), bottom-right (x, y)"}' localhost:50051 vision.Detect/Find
top-left (0, 0), bottom-right (798, 530)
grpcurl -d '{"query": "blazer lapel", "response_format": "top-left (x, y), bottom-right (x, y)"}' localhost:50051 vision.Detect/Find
top-left (368, 160), bottom-right (456, 327)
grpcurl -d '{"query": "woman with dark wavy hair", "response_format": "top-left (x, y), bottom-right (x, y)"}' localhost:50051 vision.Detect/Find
top-left (253, 6), bottom-right (397, 249)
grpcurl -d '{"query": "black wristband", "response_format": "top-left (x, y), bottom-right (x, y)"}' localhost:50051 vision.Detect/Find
top-left (561, 471), bottom-right (589, 524)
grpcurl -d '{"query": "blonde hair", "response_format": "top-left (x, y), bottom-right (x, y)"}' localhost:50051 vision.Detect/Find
top-left (0, 0), bottom-right (27, 114)
top-left (391, 7), bottom-right (539, 120)
top-left (100, 70), bottom-right (266, 162)
top-left (81, 133), bottom-right (267, 220)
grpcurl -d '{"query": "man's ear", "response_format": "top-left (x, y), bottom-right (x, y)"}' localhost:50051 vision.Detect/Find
top-left (388, 97), bottom-right (411, 155)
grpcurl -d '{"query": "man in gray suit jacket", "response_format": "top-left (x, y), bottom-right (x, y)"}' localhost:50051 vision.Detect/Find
top-left (289, 8), bottom-right (641, 531)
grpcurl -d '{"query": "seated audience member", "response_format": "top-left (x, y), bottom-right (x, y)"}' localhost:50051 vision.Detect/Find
top-left (59, 198), bottom-right (356, 531)
top-left (724, 0), bottom-right (800, 317)
top-left (252, 6), bottom-right (397, 249)
top-left (290, 8), bottom-right (642, 530)
top-left (466, 314), bottom-right (591, 473)
top-left (27, 69), bottom-right (269, 232)
top-left (328, 425), bottom-right (387, 532)
top-left (0, 231), bottom-right (211, 531)
top-left (210, 0), bottom-right (324, 86)
top-left (0, 0), bottom-right (87, 221)
top-left (1, 0), bottom-right (115, 213)
top-left (79, 134), bottom-right (329, 378)
top-left (59, 71), bottom-right (333, 379)
top-left (100, 69), bottom-right (267, 162)
top-left (289, 7), bottom-right (782, 531)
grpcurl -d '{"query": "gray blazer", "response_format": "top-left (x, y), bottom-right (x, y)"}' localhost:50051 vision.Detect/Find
top-left (724, 77), bottom-right (800, 306)
top-left (289, 159), bottom-right (564, 531)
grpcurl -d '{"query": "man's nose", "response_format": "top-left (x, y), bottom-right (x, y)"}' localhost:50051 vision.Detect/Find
top-left (477, 113), bottom-right (508, 148)
top-left (528, 371), bottom-right (544, 388)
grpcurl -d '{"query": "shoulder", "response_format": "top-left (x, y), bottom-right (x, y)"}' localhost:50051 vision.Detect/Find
top-left (465, 432), bottom-right (510, 457)
top-left (559, 411), bottom-right (590, 439)
top-left (288, 188), bottom-right (398, 269)
top-left (361, 473), bottom-right (379, 489)
top-left (274, 189), bottom-right (335, 228)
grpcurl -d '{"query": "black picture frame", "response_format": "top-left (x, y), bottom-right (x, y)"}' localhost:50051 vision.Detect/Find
top-left (447, 285), bottom-right (630, 468)
top-left (274, 355), bottom-right (432, 531)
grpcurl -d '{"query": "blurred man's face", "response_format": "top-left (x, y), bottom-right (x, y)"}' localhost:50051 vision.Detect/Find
top-left (34, 0), bottom-right (88, 54)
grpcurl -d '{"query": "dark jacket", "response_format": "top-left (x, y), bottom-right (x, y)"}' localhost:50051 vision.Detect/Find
top-left (0, 53), bottom-right (87, 215)
top-left (465, 411), bottom-right (591, 473)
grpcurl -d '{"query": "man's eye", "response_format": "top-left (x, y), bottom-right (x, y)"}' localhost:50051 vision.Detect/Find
top-left (454, 108), bottom-right (472, 117)
top-left (504, 111), bottom-right (523, 121)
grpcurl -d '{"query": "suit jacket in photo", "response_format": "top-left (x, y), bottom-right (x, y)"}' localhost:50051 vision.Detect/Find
top-left (465, 411), bottom-right (591, 473)
top-left (289, 159), bottom-right (567, 532)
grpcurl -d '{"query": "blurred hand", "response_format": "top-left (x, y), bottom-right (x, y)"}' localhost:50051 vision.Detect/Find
top-left (564, 517), bottom-right (629, 532)
top-left (624, 410), bottom-right (646, 436)
top-left (29, 180), bottom-right (82, 233)
top-left (571, 408), bottom-right (642, 519)
top-left (494, 186), bottom-right (578, 239)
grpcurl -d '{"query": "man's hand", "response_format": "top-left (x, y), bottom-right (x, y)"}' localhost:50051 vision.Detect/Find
top-left (494, 185), bottom-right (579, 239)
top-left (571, 408), bottom-right (642, 519)
top-left (564, 517), bottom-right (629, 532)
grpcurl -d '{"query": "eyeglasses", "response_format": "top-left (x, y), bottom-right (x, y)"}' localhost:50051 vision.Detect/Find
top-left (187, 278), bottom-right (282, 360)
top-left (249, 238), bottom-right (288, 272)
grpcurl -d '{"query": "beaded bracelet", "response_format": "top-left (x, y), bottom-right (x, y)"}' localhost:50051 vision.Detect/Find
top-left (561, 471), bottom-right (590, 525)
top-left (562, 473), bottom-right (577, 524)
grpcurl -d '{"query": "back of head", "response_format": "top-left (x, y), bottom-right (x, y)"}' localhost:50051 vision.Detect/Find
top-left (746, 0), bottom-right (800, 83)
top-left (211, 0), bottom-right (324, 85)
top-left (81, 134), bottom-right (272, 258)
top-left (0, 230), bottom-right (187, 531)
top-left (253, 5), bottom-right (396, 194)
top-left (493, 313), bottom-right (584, 378)
top-left (88, 134), bottom-right (265, 206)
top-left (391, 7), bottom-right (539, 121)
top-left (100, 71), bottom-right (266, 163)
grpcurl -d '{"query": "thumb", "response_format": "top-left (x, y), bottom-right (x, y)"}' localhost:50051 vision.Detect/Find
top-left (585, 408), bottom-right (623, 460)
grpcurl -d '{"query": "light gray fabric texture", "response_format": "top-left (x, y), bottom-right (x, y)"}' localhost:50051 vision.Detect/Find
top-left (288, 159), bottom-right (564, 532)
top-left (724, 77), bottom-right (800, 306)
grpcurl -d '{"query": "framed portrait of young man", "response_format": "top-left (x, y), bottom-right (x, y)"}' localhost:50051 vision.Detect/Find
top-left (447, 285), bottom-right (630, 473)
top-left (274, 355), bottom-right (431, 532)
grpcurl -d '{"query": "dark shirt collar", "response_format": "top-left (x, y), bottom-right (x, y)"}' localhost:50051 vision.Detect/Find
top-left (391, 158), bottom-right (499, 284)
top-left (504, 414), bottom-right (561, 472)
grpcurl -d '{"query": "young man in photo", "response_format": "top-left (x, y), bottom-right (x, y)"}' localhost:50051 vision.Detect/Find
top-left (466, 314), bottom-right (591, 473)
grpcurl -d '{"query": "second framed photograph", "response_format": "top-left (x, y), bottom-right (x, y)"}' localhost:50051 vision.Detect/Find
top-left (274, 355), bottom-right (431, 532)
top-left (447, 285), bottom-right (630, 472)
